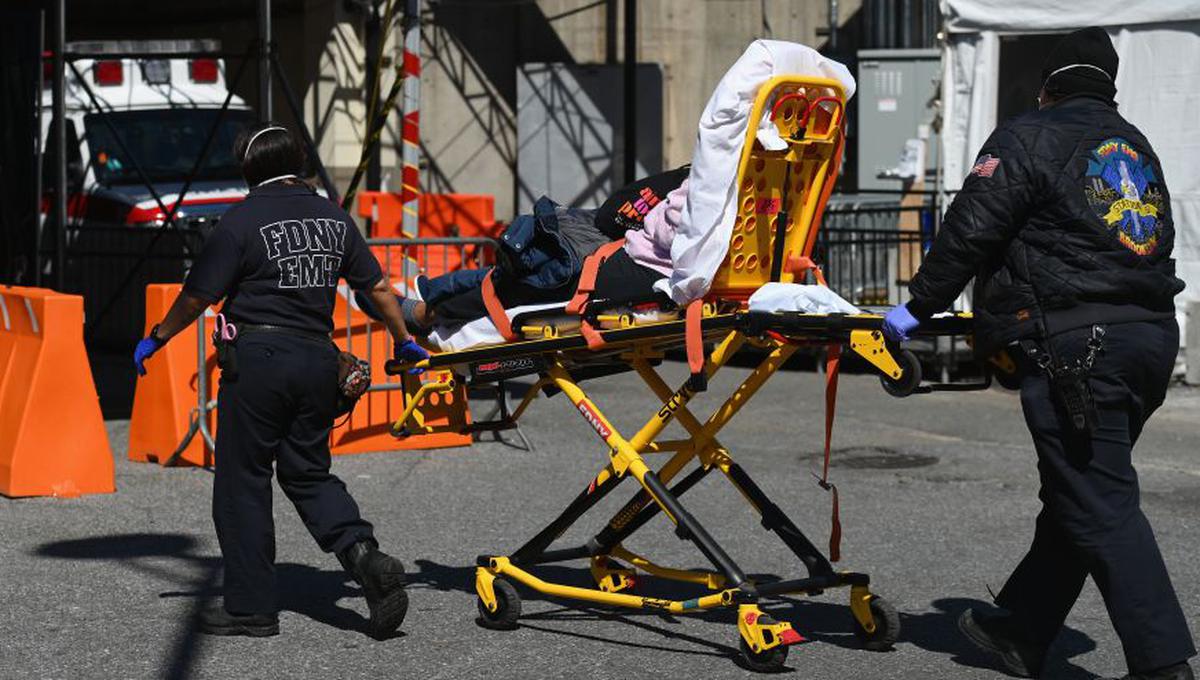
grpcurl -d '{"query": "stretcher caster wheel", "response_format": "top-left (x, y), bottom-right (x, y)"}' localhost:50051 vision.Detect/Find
top-left (851, 595), bottom-right (900, 651)
top-left (738, 636), bottom-right (789, 672)
top-left (880, 349), bottom-right (922, 398)
top-left (477, 577), bottom-right (521, 630)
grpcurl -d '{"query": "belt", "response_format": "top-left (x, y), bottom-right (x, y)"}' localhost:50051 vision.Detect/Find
top-left (238, 323), bottom-right (333, 344)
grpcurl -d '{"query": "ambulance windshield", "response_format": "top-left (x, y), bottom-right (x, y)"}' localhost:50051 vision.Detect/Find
top-left (84, 108), bottom-right (255, 185)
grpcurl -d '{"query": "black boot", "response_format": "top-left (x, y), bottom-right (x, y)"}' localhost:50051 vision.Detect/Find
top-left (339, 540), bottom-right (409, 638)
top-left (1108, 662), bottom-right (1196, 680)
top-left (958, 608), bottom-right (1047, 678)
top-left (198, 605), bottom-right (279, 637)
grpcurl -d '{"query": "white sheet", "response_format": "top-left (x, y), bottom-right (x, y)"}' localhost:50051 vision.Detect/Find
top-left (427, 302), bottom-right (565, 352)
top-left (748, 283), bottom-right (861, 315)
top-left (654, 40), bottom-right (856, 306)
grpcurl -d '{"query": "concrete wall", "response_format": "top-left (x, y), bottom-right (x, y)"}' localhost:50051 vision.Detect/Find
top-left (63, 0), bottom-right (860, 222)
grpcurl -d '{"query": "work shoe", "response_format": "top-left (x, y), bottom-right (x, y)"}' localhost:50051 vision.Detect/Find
top-left (198, 605), bottom-right (279, 637)
top-left (339, 540), bottom-right (409, 638)
top-left (958, 608), bottom-right (1046, 678)
top-left (1107, 662), bottom-right (1196, 680)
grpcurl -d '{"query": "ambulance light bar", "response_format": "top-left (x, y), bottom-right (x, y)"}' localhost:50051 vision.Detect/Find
top-left (66, 39), bottom-right (221, 56)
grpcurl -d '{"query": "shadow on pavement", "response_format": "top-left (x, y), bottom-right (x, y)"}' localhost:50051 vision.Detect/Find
top-left (36, 533), bottom-right (219, 680)
top-left (408, 560), bottom-right (1103, 677)
top-left (34, 532), bottom-right (384, 679)
top-left (898, 597), bottom-right (1099, 679)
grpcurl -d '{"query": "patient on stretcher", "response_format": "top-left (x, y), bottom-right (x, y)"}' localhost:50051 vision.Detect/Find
top-left (359, 39), bottom-right (861, 352)
top-left (358, 169), bottom-right (690, 342)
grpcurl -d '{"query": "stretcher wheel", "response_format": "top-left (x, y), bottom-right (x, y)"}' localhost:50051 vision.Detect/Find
top-left (851, 595), bottom-right (900, 651)
top-left (738, 636), bottom-right (789, 672)
top-left (477, 577), bottom-right (521, 630)
top-left (880, 349), bottom-right (922, 398)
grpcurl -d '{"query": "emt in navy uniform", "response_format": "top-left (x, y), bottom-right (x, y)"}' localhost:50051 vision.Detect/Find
top-left (883, 29), bottom-right (1194, 680)
top-left (133, 123), bottom-right (430, 638)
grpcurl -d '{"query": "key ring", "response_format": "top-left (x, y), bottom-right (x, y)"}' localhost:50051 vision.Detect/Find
top-left (214, 313), bottom-right (237, 342)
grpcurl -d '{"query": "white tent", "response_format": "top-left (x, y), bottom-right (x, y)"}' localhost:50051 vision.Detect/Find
top-left (939, 0), bottom-right (1200, 345)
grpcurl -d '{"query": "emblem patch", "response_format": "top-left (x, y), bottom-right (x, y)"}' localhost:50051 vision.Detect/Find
top-left (970, 154), bottom-right (1000, 178)
top-left (1084, 137), bottom-right (1166, 255)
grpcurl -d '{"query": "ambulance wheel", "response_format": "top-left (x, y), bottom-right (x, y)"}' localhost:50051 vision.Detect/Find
top-left (739, 637), bottom-right (789, 672)
top-left (881, 350), bottom-right (922, 398)
top-left (851, 595), bottom-right (900, 651)
top-left (477, 577), bottom-right (521, 630)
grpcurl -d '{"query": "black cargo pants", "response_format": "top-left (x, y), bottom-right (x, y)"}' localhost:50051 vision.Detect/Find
top-left (995, 319), bottom-right (1195, 672)
top-left (213, 331), bottom-right (375, 614)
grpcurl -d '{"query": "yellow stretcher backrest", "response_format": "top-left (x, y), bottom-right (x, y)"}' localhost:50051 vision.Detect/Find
top-left (708, 75), bottom-right (847, 301)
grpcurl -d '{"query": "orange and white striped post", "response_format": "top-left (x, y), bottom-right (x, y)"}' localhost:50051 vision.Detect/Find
top-left (399, 0), bottom-right (421, 237)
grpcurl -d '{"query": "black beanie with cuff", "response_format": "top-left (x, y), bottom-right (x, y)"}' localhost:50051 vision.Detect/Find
top-left (1040, 27), bottom-right (1119, 101)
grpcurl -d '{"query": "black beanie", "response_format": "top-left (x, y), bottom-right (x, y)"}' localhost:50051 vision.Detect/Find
top-left (1040, 27), bottom-right (1118, 101)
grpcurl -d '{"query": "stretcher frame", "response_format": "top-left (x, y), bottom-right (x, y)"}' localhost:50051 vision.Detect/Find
top-left (385, 76), bottom-right (981, 671)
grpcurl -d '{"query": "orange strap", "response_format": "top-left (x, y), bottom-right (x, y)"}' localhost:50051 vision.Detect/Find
top-left (785, 256), bottom-right (828, 287)
top-left (685, 302), bottom-right (705, 375)
top-left (579, 320), bottom-right (606, 350)
top-left (566, 239), bottom-right (627, 314)
top-left (480, 271), bottom-right (517, 342)
top-left (819, 343), bottom-right (843, 562)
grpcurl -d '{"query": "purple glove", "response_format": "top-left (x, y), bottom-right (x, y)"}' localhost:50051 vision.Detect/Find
top-left (133, 334), bottom-right (165, 376)
top-left (394, 338), bottom-right (430, 374)
top-left (882, 303), bottom-right (920, 342)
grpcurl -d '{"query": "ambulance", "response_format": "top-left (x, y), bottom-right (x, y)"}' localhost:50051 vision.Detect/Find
top-left (43, 39), bottom-right (255, 228)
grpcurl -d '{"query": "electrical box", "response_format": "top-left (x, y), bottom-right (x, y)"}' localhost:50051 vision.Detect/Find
top-left (856, 49), bottom-right (941, 191)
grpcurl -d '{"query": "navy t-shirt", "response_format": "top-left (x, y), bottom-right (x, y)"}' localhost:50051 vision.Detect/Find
top-left (183, 181), bottom-right (383, 334)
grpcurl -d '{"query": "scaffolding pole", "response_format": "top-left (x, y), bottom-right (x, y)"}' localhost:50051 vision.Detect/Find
top-left (258, 0), bottom-right (273, 120)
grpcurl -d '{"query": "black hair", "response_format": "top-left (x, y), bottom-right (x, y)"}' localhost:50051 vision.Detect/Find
top-left (233, 122), bottom-right (306, 187)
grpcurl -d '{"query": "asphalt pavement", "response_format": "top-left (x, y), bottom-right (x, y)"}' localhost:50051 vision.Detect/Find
top-left (3, 361), bottom-right (1198, 680)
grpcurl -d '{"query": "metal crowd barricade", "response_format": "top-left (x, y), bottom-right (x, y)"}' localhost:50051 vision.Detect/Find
top-left (165, 235), bottom-right (520, 466)
top-left (814, 226), bottom-right (927, 307)
top-left (352, 236), bottom-right (531, 450)
top-left (350, 236), bottom-right (499, 393)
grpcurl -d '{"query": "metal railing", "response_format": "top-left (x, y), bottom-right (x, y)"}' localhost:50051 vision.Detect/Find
top-left (59, 222), bottom-right (205, 349)
top-left (348, 236), bottom-right (498, 394)
top-left (814, 227), bottom-right (927, 307)
top-left (169, 235), bottom-right (505, 464)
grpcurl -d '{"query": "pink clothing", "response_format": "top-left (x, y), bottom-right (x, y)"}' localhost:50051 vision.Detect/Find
top-left (623, 179), bottom-right (687, 276)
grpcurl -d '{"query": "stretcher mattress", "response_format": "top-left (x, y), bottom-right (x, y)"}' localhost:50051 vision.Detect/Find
top-left (426, 284), bottom-right (862, 352)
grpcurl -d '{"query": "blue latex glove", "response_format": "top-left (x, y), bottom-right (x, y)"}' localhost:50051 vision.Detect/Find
top-left (881, 303), bottom-right (921, 343)
top-left (395, 338), bottom-right (430, 374)
top-left (133, 334), bottom-right (166, 376)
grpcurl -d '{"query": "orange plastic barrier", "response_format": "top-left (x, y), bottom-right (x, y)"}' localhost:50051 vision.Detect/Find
top-left (0, 286), bottom-right (114, 497)
top-left (128, 284), bottom-right (470, 466)
top-left (358, 192), bottom-right (499, 239)
top-left (359, 192), bottom-right (500, 280)
top-left (127, 284), bottom-right (218, 467)
top-left (331, 287), bottom-right (471, 453)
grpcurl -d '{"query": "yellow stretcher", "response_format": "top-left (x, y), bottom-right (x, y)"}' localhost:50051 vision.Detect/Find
top-left (385, 76), bottom-right (982, 672)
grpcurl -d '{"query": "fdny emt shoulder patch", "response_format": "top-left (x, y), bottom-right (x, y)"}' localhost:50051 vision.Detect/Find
top-left (970, 154), bottom-right (1001, 178)
top-left (1083, 137), bottom-right (1166, 256)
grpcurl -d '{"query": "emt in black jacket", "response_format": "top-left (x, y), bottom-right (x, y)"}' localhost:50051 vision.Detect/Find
top-left (133, 123), bottom-right (429, 638)
top-left (882, 28), bottom-right (1193, 680)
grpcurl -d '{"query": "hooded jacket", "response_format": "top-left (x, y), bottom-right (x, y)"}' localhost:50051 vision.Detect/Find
top-left (908, 93), bottom-right (1184, 356)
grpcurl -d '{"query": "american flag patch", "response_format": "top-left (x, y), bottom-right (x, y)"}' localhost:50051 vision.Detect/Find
top-left (970, 154), bottom-right (1001, 178)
